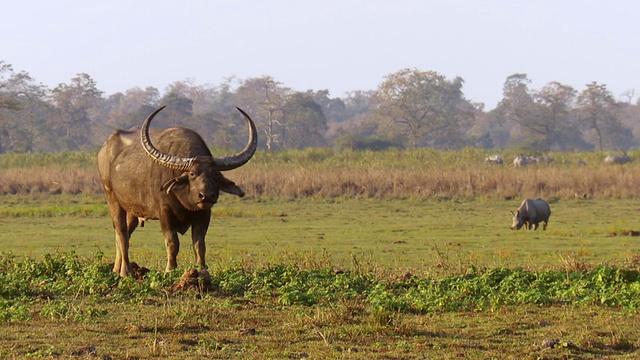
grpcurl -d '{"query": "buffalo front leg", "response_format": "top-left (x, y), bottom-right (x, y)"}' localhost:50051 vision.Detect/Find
top-left (161, 225), bottom-right (180, 272)
top-left (191, 211), bottom-right (211, 270)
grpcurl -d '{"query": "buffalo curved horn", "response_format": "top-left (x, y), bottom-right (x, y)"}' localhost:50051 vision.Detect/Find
top-left (212, 107), bottom-right (258, 171)
top-left (140, 106), bottom-right (257, 172)
top-left (140, 106), bottom-right (195, 171)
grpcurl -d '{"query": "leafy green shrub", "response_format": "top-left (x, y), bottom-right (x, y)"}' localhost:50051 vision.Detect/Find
top-left (277, 280), bottom-right (319, 306)
top-left (2, 251), bottom-right (640, 325)
top-left (0, 299), bottom-right (30, 322)
top-left (367, 282), bottom-right (409, 312)
top-left (212, 264), bottom-right (252, 296)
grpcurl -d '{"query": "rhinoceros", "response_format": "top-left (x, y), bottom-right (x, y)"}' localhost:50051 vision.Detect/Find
top-left (510, 198), bottom-right (551, 230)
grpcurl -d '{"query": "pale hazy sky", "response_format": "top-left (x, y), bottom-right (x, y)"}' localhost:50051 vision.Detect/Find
top-left (3, 0), bottom-right (639, 109)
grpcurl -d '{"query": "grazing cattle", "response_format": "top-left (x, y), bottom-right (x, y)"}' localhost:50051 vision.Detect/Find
top-left (97, 106), bottom-right (257, 277)
top-left (510, 198), bottom-right (551, 230)
top-left (512, 155), bottom-right (533, 167)
top-left (512, 155), bottom-right (554, 167)
top-left (604, 155), bottom-right (632, 164)
top-left (532, 156), bottom-right (555, 165)
top-left (484, 155), bottom-right (503, 165)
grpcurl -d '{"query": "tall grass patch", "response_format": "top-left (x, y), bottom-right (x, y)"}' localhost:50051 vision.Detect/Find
top-left (3, 148), bottom-right (638, 199)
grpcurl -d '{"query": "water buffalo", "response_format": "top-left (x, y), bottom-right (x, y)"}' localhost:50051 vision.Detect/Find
top-left (97, 106), bottom-right (257, 277)
top-left (510, 198), bottom-right (551, 230)
top-left (604, 155), bottom-right (632, 164)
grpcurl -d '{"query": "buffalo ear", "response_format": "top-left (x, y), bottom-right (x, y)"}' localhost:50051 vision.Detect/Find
top-left (161, 174), bottom-right (189, 194)
top-left (218, 177), bottom-right (245, 197)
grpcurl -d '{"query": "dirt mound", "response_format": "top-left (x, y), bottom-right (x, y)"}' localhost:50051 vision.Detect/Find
top-left (169, 268), bottom-right (214, 292)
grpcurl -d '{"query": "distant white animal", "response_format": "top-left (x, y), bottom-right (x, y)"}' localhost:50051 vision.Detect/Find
top-left (604, 155), bottom-right (632, 164)
top-left (484, 155), bottom-right (503, 165)
top-left (510, 198), bottom-right (551, 230)
top-left (512, 155), bottom-right (533, 167)
top-left (512, 155), bottom-right (554, 167)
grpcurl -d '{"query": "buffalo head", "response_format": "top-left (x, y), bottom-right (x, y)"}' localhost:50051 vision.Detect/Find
top-left (140, 106), bottom-right (257, 211)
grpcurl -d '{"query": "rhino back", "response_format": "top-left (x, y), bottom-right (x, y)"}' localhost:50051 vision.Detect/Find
top-left (532, 198), bottom-right (551, 220)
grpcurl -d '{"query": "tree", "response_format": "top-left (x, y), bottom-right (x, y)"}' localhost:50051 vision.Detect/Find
top-left (235, 76), bottom-right (290, 150)
top-left (619, 100), bottom-right (640, 141)
top-left (0, 62), bottom-right (23, 112)
top-left (372, 68), bottom-right (466, 149)
top-left (104, 86), bottom-right (159, 129)
top-left (307, 89), bottom-right (348, 123)
top-left (495, 75), bottom-right (589, 151)
top-left (51, 73), bottom-right (104, 150)
top-left (621, 89), bottom-right (635, 104)
top-left (156, 85), bottom-right (195, 129)
top-left (282, 93), bottom-right (327, 149)
top-left (206, 76), bottom-right (239, 116)
top-left (532, 82), bottom-right (590, 150)
top-left (496, 74), bottom-right (541, 148)
top-left (162, 80), bottom-right (226, 116)
top-left (532, 82), bottom-right (574, 150)
top-left (0, 62), bottom-right (50, 152)
top-left (576, 82), bottom-right (632, 151)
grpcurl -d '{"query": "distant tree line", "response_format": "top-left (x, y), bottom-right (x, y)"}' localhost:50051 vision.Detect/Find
top-left (1, 60), bottom-right (638, 153)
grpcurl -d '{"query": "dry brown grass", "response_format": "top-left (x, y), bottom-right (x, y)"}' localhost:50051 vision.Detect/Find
top-left (231, 161), bottom-right (640, 200)
top-left (0, 167), bottom-right (103, 196)
top-left (2, 157), bottom-right (639, 201)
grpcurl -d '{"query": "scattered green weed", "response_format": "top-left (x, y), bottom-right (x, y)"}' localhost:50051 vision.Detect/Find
top-left (3, 251), bottom-right (640, 322)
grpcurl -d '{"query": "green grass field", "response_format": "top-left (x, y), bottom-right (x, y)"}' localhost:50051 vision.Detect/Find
top-left (5, 197), bottom-right (640, 271)
top-left (3, 148), bottom-right (640, 359)
top-left (1, 196), bottom-right (638, 273)
top-left (2, 196), bottom-right (640, 359)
